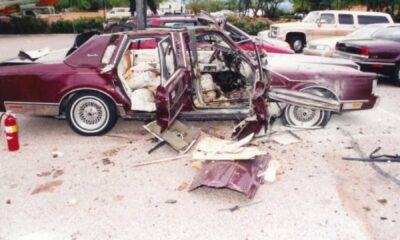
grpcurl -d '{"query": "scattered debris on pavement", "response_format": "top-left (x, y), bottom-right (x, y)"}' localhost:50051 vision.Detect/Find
top-left (144, 120), bottom-right (200, 153)
top-left (176, 182), bottom-right (189, 191)
top-left (377, 199), bottom-right (388, 205)
top-left (192, 134), bottom-right (266, 161)
top-left (51, 151), bottom-right (64, 158)
top-left (189, 154), bottom-right (271, 198)
top-left (52, 169), bottom-right (64, 178)
top-left (165, 199), bottom-right (177, 204)
top-left (191, 161), bottom-right (202, 169)
top-left (102, 158), bottom-right (115, 166)
top-left (343, 147), bottom-right (400, 163)
top-left (131, 154), bottom-right (191, 168)
top-left (31, 180), bottom-right (63, 195)
top-left (260, 160), bottom-right (283, 183)
top-left (218, 200), bottom-right (263, 212)
top-left (67, 198), bottom-right (78, 207)
top-left (270, 130), bottom-right (302, 145)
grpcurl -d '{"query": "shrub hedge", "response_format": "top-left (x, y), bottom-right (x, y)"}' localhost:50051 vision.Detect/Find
top-left (227, 16), bottom-right (270, 35)
top-left (0, 16), bottom-right (105, 34)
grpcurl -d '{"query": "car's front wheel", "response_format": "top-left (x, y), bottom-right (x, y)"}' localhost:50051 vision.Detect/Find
top-left (66, 92), bottom-right (117, 136)
top-left (288, 36), bottom-right (305, 53)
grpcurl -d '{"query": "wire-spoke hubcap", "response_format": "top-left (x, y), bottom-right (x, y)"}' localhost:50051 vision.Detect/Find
top-left (71, 97), bottom-right (109, 133)
top-left (285, 105), bottom-right (324, 127)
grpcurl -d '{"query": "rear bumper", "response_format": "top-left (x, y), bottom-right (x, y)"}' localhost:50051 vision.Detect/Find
top-left (333, 51), bottom-right (395, 77)
top-left (340, 94), bottom-right (379, 112)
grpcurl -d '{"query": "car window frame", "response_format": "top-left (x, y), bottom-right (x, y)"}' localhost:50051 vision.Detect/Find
top-left (319, 13), bottom-right (336, 24)
top-left (338, 14), bottom-right (354, 25)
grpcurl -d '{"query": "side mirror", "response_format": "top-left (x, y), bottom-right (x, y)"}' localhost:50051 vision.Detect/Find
top-left (318, 19), bottom-right (327, 27)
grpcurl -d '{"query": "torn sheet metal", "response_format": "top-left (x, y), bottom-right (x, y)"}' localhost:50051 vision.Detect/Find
top-left (192, 134), bottom-right (266, 161)
top-left (144, 120), bottom-right (200, 153)
top-left (270, 130), bottom-right (301, 145)
top-left (18, 48), bottom-right (50, 61)
top-left (269, 88), bottom-right (340, 112)
top-left (189, 154), bottom-right (271, 198)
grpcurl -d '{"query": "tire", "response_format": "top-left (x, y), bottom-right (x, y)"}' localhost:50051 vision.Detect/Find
top-left (393, 64), bottom-right (400, 86)
top-left (66, 92), bottom-right (118, 136)
top-left (280, 105), bottom-right (331, 128)
top-left (288, 36), bottom-right (305, 53)
top-left (280, 89), bottom-right (333, 128)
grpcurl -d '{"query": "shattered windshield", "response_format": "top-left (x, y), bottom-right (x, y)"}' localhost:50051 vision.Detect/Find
top-left (302, 11), bottom-right (319, 23)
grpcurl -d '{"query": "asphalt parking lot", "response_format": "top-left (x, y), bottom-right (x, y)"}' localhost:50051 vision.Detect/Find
top-left (0, 34), bottom-right (399, 240)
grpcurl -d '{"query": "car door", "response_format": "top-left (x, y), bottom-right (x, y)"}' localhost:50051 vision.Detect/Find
top-left (232, 40), bottom-right (269, 140)
top-left (155, 33), bottom-right (189, 131)
top-left (313, 13), bottom-right (337, 39)
top-left (337, 13), bottom-right (356, 36)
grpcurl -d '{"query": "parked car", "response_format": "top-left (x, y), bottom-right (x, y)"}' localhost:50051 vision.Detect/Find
top-left (334, 25), bottom-right (400, 86)
top-left (104, 14), bottom-right (295, 54)
top-left (264, 10), bottom-right (393, 52)
top-left (106, 8), bottom-right (131, 20)
top-left (304, 24), bottom-right (398, 57)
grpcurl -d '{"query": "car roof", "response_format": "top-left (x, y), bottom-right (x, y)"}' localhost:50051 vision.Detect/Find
top-left (312, 10), bottom-right (391, 16)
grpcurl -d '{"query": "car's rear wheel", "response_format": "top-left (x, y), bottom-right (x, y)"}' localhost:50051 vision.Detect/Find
top-left (289, 36), bottom-right (305, 53)
top-left (281, 105), bottom-right (330, 128)
top-left (393, 64), bottom-right (400, 86)
top-left (280, 88), bottom-right (333, 128)
top-left (66, 92), bottom-right (117, 136)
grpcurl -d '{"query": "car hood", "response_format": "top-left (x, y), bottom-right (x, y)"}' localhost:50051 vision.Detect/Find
top-left (268, 54), bottom-right (359, 69)
top-left (267, 54), bottom-right (377, 81)
top-left (271, 21), bottom-right (313, 30)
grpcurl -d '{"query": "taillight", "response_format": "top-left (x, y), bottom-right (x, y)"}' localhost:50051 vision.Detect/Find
top-left (360, 47), bottom-right (369, 56)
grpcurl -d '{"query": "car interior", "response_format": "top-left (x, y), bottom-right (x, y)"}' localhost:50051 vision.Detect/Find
top-left (116, 32), bottom-right (256, 112)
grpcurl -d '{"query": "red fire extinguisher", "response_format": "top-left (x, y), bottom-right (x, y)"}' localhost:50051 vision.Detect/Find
top-left (1, 112), bottom-right (19, 152)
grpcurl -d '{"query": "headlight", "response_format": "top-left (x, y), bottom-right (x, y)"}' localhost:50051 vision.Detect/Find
top-left (315, 45), bottom-right (331, 51)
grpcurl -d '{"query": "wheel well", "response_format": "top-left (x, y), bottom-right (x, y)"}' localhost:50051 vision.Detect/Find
top-left (59, 90), bottom-right (117, 115)
top-left (301, 87), bottom-right (339, 101)
top-left (286, 32), bottom-right (306, 43)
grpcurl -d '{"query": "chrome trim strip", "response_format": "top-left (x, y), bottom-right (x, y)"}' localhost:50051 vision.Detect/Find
top-left (5, 101), bottom-right (59, 116)
top-left (339, 99), bottom-right (369, 103)
top-left (358, 61), bottom-right (395, 66)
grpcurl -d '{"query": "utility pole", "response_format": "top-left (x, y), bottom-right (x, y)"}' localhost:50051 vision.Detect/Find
top-left (136, 0), bottom-right (147, 30)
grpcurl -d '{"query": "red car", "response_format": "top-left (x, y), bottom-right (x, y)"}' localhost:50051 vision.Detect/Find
top-left (0, 27), bottom-right (377, 136)
top-left (334, 24), bottom-right (400, 86)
